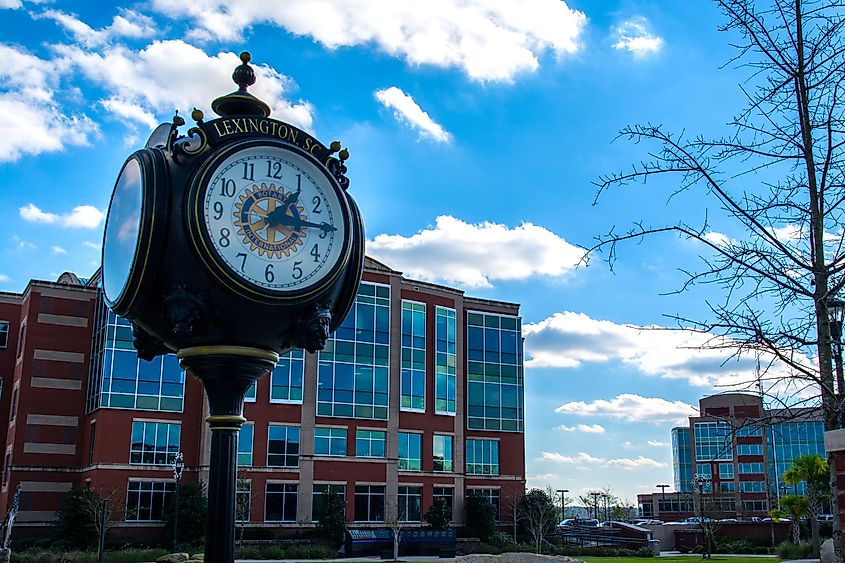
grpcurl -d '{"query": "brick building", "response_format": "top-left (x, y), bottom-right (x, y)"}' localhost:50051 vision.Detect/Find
top-left (638, 392), bottom-right (824, 521)
top-left (0, 257), bottom-right (525, 540)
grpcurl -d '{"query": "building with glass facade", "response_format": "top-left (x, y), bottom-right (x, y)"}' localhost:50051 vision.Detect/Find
top-left (0, 258), bottom-right (525, 540)
top-left (639, 393), bottom-right (824, 521)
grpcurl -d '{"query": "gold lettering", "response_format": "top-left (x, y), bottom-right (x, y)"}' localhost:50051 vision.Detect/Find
top-left (288, 129), bottom-right (299, 144)
top-left (259, 120), bottom-right (270, 135)
top-left (213, 122), bottom-right (226, 137)
top-left (248, 119), bottom-right (259, 133)
top-left (278, 124), bottom-right (288, 140)
top-left (304, 137), bottom-right (313, 152)
top-left (223, 120), bottom-right (235, 135)
top-left (270, 121), bottom-right (278, 138)
top-left (232, 119), bottom-right (246, 133)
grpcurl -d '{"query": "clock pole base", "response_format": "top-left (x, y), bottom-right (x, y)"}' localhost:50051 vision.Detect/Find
top-left (178, 347), bottom-right (279, 563)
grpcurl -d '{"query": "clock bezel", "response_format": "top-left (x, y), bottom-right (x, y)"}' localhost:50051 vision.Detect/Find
top-left (101, 149), bottom-right (169, 317)
top-left (186, 138), bottom-right (353, 303)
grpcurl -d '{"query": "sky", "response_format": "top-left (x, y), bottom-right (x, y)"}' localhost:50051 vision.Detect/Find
top-left (0, 0), bottom-right (783, 504)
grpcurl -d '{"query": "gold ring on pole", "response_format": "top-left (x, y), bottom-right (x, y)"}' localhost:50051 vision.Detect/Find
top-left (206, 415), bottom-right (248, 425)
top-left (177, 345), bottom-right (280, 362)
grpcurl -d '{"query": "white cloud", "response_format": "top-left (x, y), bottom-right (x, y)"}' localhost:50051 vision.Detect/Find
top-left (20, 203), bottom-right (105, 228)
top-left (606, 456), bottom-right (667, 470)
top-left (150, 0), bottom-right (587, 82)
top-left (13, 236), bottom-right (36, 251)
top-left (555, 394), bottom-right (697, 425)
top-left (648, 440), bottom-right (669, 447)
top-left (375, 87), bottom-right (450, 143)
top-left (0, 274), bottom-right (9, 282)
top-left (51, 246), bottom-right (67, 254)
top-left (541, 451), bottom-right (606, 465)
top-left (523, 311), bottom-right (794, 388)
top-left (83, 241), bottom-right (101, 250)
top-left (54, 40), bottom-right (314, 131)
top-left (704, 231), bottom-right (730, 246)
top-left (612, 17), bottom-right (663, 57)
top-left (368, 215), bottom-right (583, 288)
top-left (35, 9), bottom-right (156, 47)
top-left (555, 424), bottom-right (605, 434)
top-left (0, 0), bottom-right (22, 8)
top-left (0, 44), bottom-right (98, 161)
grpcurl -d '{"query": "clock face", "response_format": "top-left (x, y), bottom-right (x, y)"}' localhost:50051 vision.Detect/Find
top-left (201, 144), bottom-right (348, 295)
top-left (102, 157), bottom-right (144, 306)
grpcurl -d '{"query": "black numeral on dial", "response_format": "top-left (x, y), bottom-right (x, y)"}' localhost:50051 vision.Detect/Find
top-left (311, 244), bottom-right (321, 262)
top-left (264, 263), bottom-right (274, 282)
top-left (219, 228), bottom-right (230, 247)
top-left (243, 162), bottom-right (254, 181)
top-left (220, 179), bottom-right (236, 197)
top-left (293, 261), bottom-right (303, 280)
top-left (312, 196), bottom-right (322, 214)
top-left (266, 161), bottom-right (282, 179)
top-left (236, 252), bottom-right (247, 271)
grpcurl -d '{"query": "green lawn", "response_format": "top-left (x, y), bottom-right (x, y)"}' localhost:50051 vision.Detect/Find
top-left (582, 558), bottom-right (780, 563)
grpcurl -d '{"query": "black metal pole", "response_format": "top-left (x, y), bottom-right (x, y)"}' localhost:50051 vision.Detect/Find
top-left (178, 347), bottom-right (277, 563)
top-left (172, 480), bottom-right (180, 552)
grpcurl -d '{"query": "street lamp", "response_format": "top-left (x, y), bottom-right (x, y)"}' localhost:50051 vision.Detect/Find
top-left (557, 489), bottom-right (569, 522)
top-left (656, 484), bottom-right (670, 516)
top-left (691, 474), bottom-right (711, 559)
top-left (172, 452), bottom-right (184, 552)
top-left (827, 298), bottom-right (845, 401)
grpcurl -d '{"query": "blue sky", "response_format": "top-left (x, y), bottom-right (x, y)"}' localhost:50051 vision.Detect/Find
top-left (0, 0), bottom-right (775, 503)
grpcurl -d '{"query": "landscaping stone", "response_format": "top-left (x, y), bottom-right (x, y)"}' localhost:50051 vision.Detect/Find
top-left (190, 555), bottom-right (204, 561)
top-left (456, 552), bottom-right (585, 563)
top-left (156, 553), bottom-right (190, 563)
top-left (821, 538), bottom-right (835, 563)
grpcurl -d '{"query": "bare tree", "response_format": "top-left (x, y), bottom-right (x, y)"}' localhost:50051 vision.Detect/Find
top-left (235, 473), bottom-right (252, 548)
top-left (501, 488), bottom-right (523, 543)
top-left (385, 498), bottom-right (404, 561)
top-left (518, 488), bottom-right (559, 554)
top-left (590, 2), bottom-right (845, 561)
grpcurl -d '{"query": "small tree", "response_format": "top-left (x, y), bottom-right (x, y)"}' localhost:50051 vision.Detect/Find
top-left (55, 484), bottom-right (121, 550)
top-left (464, 491), bottom-right (496, 542)
top-left (317, 489), bottom-right (347, 548)
top-left (164, 482), bottom-right (207, 547)
top-left (780, 495), bottom-right (810, 545)
top-left (783, 454), bottom-right (829, 558)
top-left (424, 498), bottom-right (452, 530)
top-left (517, 488), bottom-right (558, 554)
top-left (235, 476), bottom-right (252, 548)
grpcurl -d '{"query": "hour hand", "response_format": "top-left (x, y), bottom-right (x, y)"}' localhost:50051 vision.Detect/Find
top-left (298, 219), bottom-right (337, 233)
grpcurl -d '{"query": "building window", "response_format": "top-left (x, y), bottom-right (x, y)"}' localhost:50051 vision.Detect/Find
top-left (718, 463), bottom-right (734, 479)
top-left (739, 481), bottom-right (766, 493)
top-left (398, 432), bottom-right (422, 471)
top-left (736, 425), bottom-right (762, 437)
top-left (15, 323), bottom-right (25, 359)
top-left (0, 321), bottom-right (9, 349)
top-left (354, 485), bottom-right (385, 522)
top-left (315, 427), bottom-right (347, 457)
top-left (126, 481), bottom-right (174, 521)
top-left (88, 422), bottom-right (96, 465)
top-left (265, 483), bottom-right (298, 522)
top-left (312, 484), bottom-right (346, 521)
top-left (657, 498), bottom-right (694, 513)
top-left (401, 301), bottom-right (426, 412)
top-left (694, 421), bottom-right (732, 461)
top-left (236, 480), bottom-right (251, 523)
top-left (2, 452), bottom-right (11, 487)
top-left (743, 500), bottom-right (768, 512)
top-left (435, 307), bottom-right (457, 415)
top-left (355, 429), bottom-right (386, 458)
top-left (433, 486), bottom-right (454, 512)
top-left (267, 425), bottom-right (300, 467)
top-left (244, 382), bottom-right (256, 402)
top-left (768, 421), bottom-right (825, 497)
top-left (672, 427), bottom-right (693, 493)
top-left (93, 310), bottom-right (185, 412)
top-left (129, 421), bottom-right (181, 465)
top-left (318, 283), bottom-right (390, 420)
top-left (398, 486), bottom-right (422, 522)
top-left (738, 462), bottom-right (764, 474)
top-left (271, 349), bottom-right (304, 402)
top-left (238, 424), bottom-right (254, 466)
top-left (9, 386), bottom-right (17, 422)
top-left (720, 482), bottom-right (736, 493)
top-left (466, 439), bottom-right (499, 475)
top-left (433, 435), bottom-right (453, 472)
top-left (467, 312), bottom-right (523, 432)
top-left (737, 444), bottom-right (763, 456)
top-left (468, 488), bottom-right (500, 520)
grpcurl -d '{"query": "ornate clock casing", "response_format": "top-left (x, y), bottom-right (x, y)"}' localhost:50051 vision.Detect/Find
top-left (101, 53), bottom-right (364, 357)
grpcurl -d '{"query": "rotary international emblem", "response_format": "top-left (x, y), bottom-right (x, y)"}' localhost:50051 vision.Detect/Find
top-left (233, 183), bottom-right (307, 258)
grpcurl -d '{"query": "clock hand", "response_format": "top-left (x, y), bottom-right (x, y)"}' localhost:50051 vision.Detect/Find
top-left (271, 213), bottom-right (337, 233)
top-left (265, 187), bottom-right (301, 228)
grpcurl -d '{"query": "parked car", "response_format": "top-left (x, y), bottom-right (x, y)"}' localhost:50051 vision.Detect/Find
top-left (717, 518), bottom-right (738, 523)
top-left (818, 514), bottom-right (835, 522)
top-left (762, 517), bottom-right (791, 522)
top-left (559, 518), bottom-right (599, 528)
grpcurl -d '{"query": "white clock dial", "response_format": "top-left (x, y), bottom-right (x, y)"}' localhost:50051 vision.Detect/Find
top-left (202, 145), bottom-right (347, 293)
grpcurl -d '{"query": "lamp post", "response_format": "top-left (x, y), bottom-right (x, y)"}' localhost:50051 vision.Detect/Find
top-left (656, 484), bottom-right (670, 517)
top-left (557, 489), bottom-right (569, 522)
top-left (692, 473), bottom-right (711, 559)
top-left (827, 298), bottom-right (845, 412)
top-left (172, 452), bottom-right (184, 552)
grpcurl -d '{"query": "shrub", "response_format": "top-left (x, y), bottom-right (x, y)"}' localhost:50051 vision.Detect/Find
top-left (261, 545), bottom-right (285, 560)
top-left (235, 546), bottom-right (261, 560)
top-left (777, 541), bottom-right (814, 560)
top-left (464, 491), bottom-right (496, 542)
top-left (424, 498), bottom-right (452, 530)
top-left (163, 482), bottom-right (208, 547)
top-left (316, 489), bottom-right (347, 548)
top-left (54, 486), bottom-right (101, 549)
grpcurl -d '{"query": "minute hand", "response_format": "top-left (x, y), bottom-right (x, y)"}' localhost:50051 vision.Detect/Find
top-left (278, 215), bottom-right (337, 233)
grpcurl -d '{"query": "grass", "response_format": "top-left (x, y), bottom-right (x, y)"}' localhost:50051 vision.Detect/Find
top-left (582, 558), bottom-right (780, 563)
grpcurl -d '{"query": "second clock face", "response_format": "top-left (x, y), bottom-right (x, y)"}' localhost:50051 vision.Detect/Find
top-left (202, 144), bottom-right (347, 294)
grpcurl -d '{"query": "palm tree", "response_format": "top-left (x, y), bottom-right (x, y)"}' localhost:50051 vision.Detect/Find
top-left (779, 494), bottom-right (809, 545)
top-left (782, 454), bottom-right (829, 558)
